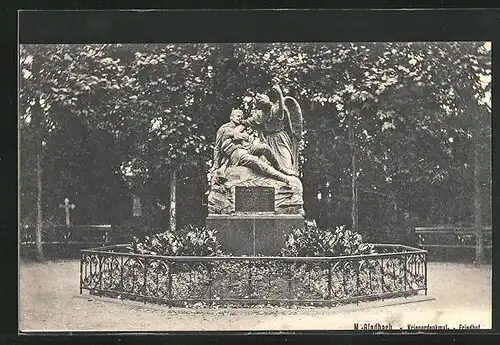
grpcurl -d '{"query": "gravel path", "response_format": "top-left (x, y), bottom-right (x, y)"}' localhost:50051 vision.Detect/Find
top-left (19, 260), bottom-right (491, 332)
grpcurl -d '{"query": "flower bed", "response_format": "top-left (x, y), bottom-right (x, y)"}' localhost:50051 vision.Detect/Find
top-left (80, 243), bottom-right (427, 307)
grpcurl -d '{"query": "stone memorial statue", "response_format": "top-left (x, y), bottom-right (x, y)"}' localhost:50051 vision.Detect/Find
top-left (242, 81), bottom-right (303, 174)
top-left (207, 82), bottom-right (304, 216)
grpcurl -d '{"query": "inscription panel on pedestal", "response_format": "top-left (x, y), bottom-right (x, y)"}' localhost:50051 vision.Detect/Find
top-left (235, 186), bottom-right (274, 212)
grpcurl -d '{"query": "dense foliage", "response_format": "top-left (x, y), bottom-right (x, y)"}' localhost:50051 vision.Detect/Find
top-left (19, 42), bottom-right (491, 234)
top-left (132, 225), bottom-right (221, 256)
top-left (131, 224), bottom-right (372, 258)
top-left (281, 225), bottom-right (376, 257)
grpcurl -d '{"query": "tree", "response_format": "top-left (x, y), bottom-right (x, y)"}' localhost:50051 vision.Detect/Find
top-left (19, 42), bottom-right (491, 257)
top-left (20, 44), bottom-right (227, 235)
top-left (21, 49), bottom-right (47, 260)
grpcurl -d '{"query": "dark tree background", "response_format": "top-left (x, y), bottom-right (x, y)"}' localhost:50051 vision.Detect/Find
top-left (19, 42), bottom-right (491, 259)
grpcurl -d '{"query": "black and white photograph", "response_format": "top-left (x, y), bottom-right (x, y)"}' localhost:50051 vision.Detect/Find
top-left (18, 11), bottom-right (492, 332)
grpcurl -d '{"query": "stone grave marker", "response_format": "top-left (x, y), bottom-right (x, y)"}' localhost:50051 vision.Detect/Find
top-left (59, 198), bottom-right (76, 227)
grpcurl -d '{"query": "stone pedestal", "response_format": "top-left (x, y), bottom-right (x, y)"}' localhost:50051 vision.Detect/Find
top-left (208, 166), bottom-right (304, 215)
top-left (206, 213), bottom-right (304, 255)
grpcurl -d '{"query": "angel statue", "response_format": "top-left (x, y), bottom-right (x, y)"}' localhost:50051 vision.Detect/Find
top-left (241, 80), bottom-right (303, 174)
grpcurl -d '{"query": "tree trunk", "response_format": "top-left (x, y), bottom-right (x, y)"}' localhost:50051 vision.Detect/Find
top-left (391, 195), bottom-right (397, 224)
top-left (474, 140), bottom-right (485, 264)
top-left (34, 102), bottom-right (44, 261)
top-left (30, 56), bottom-right (44, 261)
top-left (349, 123), bottom-right (358, 233)
top-left (169, 169), bottom-right (177, 232)
top-left (469, 99), bottom-right (485, 265)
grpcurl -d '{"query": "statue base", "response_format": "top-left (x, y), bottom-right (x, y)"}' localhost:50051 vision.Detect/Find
top-left (208, 166), bottom-right (304, 215)
top-left (206, 213), bottom-right (304, 256)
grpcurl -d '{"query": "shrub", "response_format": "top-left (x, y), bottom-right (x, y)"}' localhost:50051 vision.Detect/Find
top-left (132, 224), bottom-right (375, 258)
top-left (281, 225), bottom-right (376, 257)
top-left (132, 225), bottom-right (222, 256)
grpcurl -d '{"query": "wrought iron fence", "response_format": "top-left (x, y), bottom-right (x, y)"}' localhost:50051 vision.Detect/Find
top-left (80, 244), bottom-right (427, 306)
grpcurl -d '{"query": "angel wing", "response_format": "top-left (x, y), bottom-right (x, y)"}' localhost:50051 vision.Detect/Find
top-left (284, 96), bottom-right (303, 172)
top-left (284, 96), bottom-right (303, 141)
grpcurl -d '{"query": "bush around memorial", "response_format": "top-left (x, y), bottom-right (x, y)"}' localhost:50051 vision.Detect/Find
top-left (280, 225), bottom-right (376, 257)
top-left (129, 223), bottom-right (374, 258)
top-left (131, 224), bottom-right (222, 256)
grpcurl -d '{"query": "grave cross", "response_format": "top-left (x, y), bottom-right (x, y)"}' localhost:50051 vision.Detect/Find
top-left (59, 198), bottom-right (76, 227)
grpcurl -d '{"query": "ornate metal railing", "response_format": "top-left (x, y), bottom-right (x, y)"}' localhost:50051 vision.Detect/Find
top-left (80, 244), bottom-right (427, 306)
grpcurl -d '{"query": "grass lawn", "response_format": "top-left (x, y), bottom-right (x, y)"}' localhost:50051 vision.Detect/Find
top-left (19, 259), bottom-right (491, 332)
